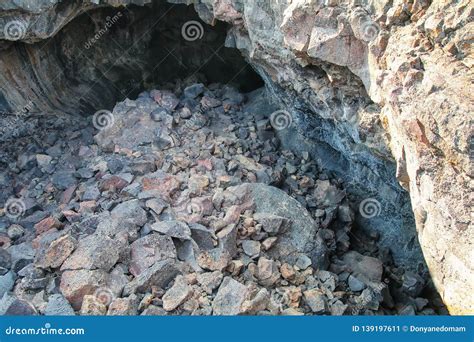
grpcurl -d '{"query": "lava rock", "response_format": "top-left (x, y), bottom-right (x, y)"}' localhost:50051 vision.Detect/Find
top-left (151, 221), bottom-right (191, 240)
top-left (61, 234), bottom-right (122, 271)
top-left (129, 234), bottom-right (177, 276)
top-left (59, 269), bottom-right (109, 310)
top-left (162, 275), bottom-right (192, 311)
top-left (123, 260), bottom-right (181, 296)
top-left (212, 277), bottom-right (247, 315)
top-left (184, 83), bottom-right (205, 99)
top-left (44, 294), bottom-right (75, 315)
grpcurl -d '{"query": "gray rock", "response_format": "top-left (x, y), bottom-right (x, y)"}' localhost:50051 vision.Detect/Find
top-left (295, 254), bottom-right (312, 270)
top-left (253, 213), bottom-right (290, 235)
top-left (402, 271), bottom-right (425, 297)
top-left (189, 223), bottom-right (215, 250)
top-left (342, 251), bottom-right (383, 285)
top-left (212, 277), bottom-right (247, 315)
top-left (303, 289), bottom-right (327, 313)
top-left (0, 293), bottom-right (37, 315)
top-left (348, 274), bottom-right (367, 292)
top-left (129, 233), bottom-right (177, 276)
top-left (7, 224), bottom-right (25, 240)
top-left (356, 288), bottom-right (381, 311)
top-left (111, 199), bottom-right (147, 226)
top-left (52, 170), bottom-right (76, 190)
top-left (145, 198), bottom-right (168, 215)
top-left (226, 184), bottom-right (328, 269)
top-left (398, 304), bottom-right (416, 316)
top-left (151, 220), bottom-right (191, 240)
top-left (241, 288), bottom-right (269, 314)
top-left (82, 185), bottom-right (100, 201)
top-left (175, 239), bottom-right (201, 272)
top-left (0, 271), bottom-right (15, 297)
top-left (44, 294), bottom-right (75, 315)
top-left (61, 234), bottom-right (122, 271)
top-left (197, 271), bottom-right (223, 294)
top-left (241, 240), bottom-right (261, 257)
top-left (123, 260), bottom-right (181, 296)
top-left (184, 83), bottom-right (205, 99)
top-left (162, 275), bottom-right (192, 311)
top-left (76, 167), bottom-right (94, 179)
top-left (8, 242), bottom-right (35, 272)
top-left (197, 224), bottom-right (238, 271)
top-left (0, 248), bottom-right (11, 274)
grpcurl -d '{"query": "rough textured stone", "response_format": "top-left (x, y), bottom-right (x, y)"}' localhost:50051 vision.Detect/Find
top-left (129, 233), bottom-right (177, 277)
top-left (303, 289), bottom-right (327, 314)
top-left (107, 296), bottom-right (138, 316)
top-left (59, 269), bottom-right (109, 310)
top-left (197, 271), bottom-right (223, 294)
top-left (35, 233), bottom-right (77, 269)
top-left (212, 277), bottom-right (247, 315)
top-left (0, 271), bottom-right (15, 297)
top-left (162, 275), bottom-right (192, 311)
top-left (61, 234), bottom-right (121, 271)
top-left (343, 251), bottom-right (383, 285)
top-left (81, 295), bottom-right (107, 315)
top-left (224, 183), bottom-right (328, 269)
top-left (44, 294), bottom-right (75, 316)
top-left (0, 0), bottom-right (472, 315)
top-left (123, 260), bottom-right (181, 296)
top-left (151, 221), bottom-right (191, 240)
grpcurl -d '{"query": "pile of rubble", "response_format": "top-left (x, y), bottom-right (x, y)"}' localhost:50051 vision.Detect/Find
top-left (0, 82), bottom-right (445, 315)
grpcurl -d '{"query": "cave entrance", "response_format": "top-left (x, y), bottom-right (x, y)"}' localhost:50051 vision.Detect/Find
top-left (1, 0), bottom-right (263, 116)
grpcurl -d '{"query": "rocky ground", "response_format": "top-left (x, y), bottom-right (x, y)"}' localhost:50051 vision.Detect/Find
top-left (0, 82), bottom-right (446, 316)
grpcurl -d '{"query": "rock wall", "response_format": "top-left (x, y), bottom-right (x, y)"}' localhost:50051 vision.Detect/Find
top-left (0, 0), bottom-right (472, 314)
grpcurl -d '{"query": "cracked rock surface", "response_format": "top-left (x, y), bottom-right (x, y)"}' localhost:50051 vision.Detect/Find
top-left (0, 83), bottom-right (446, 315)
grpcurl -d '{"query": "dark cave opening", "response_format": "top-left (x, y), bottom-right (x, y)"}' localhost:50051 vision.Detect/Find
top-left (1, 0), bottom-right (264, 116)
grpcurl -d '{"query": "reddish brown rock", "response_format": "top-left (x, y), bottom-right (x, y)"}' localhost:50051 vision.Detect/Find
top-left (60, 269), bottom-right (109, 310)
top-left (35, 234), bottom-right (77, 269)
top-left (34, 216), bottom-right (62, 236)
top-left (100, 176), bottom-right (129, 192)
